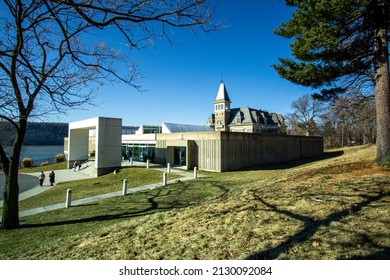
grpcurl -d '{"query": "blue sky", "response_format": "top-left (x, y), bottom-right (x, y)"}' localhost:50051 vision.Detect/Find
top-left (52, 1), bottom-right (312, 126)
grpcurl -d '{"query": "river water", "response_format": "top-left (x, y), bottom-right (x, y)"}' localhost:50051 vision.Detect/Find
top-left (5, 145), bottom-right (65, 166)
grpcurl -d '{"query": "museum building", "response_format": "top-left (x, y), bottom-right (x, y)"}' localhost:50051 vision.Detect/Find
top-left (66, 82), bottom-right (323, 175)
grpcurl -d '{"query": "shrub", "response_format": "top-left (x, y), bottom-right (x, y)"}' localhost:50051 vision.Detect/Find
top-left (21, 157), bottom-right (33, 168)
top-left (56, 153), bottom-right (66, 163)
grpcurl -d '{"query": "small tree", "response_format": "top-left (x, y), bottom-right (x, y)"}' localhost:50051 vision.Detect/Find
top-left (0, 0), bottom-right (218, 230)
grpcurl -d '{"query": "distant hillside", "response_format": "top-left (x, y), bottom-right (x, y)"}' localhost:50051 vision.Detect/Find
top-left (0, 122), bottom-right (68, 146)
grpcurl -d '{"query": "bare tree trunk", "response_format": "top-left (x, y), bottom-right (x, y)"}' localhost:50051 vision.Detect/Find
top-left (1, 164), bottom-right (20, 230)
top-left (1, 120), bottom-right (26, 230)
top-left (374, 4), bottom-right (390, 162)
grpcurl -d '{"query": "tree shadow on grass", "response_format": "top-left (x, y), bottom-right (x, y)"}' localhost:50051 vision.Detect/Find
top-left (246, 191), bottom-right (389, 260)
top-left (19, 179), bottom-right (232, 229)
top-left (242, 151), bottom-right (344, 171)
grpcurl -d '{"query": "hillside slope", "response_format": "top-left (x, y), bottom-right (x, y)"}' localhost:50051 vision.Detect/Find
top-left (0, 122), bottom-right (68, 146)
top-left (0, 145), bottom-right (389, 260)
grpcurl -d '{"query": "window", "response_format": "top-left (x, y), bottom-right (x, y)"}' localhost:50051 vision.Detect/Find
top-left (215, 104), bottom-right (225, 111)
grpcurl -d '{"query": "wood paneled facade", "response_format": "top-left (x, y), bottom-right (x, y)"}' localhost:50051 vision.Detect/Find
top-left (155, 131), bottom-right (323, 172)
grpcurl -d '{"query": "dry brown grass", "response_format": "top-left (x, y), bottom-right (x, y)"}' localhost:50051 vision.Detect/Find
top-left (1, 144), bottom-right (389, 260)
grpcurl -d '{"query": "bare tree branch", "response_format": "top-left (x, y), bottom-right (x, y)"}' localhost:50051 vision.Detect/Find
top-left (0, 0), bottom-right (219, 229)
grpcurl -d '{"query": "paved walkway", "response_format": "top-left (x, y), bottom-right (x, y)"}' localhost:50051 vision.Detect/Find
top-left (0, 168), bottom-right (93, 208)
top-left (0, 161), bottom-right (201, 218)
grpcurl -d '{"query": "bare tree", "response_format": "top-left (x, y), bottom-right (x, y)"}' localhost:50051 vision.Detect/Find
top-left (0, 0), bottom-right (218, 230)
top-left (320, 95), bottom-right (376, 148)
top-left (288, 94), bottom-right (325, 136)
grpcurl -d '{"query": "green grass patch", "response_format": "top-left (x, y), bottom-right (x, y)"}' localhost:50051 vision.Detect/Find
top-left (18, 167), bottom-right (180, 211)
top-left (20, 162), bottom-right (67, 173)
top-left (0, 176), bottom-right (229, 259)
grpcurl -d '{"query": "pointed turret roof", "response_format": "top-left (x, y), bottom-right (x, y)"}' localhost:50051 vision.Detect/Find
top-left (215, 81), bottom-right (231, 102)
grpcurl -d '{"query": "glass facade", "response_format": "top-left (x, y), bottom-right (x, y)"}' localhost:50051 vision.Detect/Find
top-left (121, 143), bottom-right (156, 162)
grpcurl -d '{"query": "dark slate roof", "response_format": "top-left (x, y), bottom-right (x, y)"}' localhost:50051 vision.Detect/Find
top-left (227, 107), bottom-right (283, 126)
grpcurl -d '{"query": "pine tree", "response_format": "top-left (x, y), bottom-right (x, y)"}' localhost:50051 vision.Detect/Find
top-left (273, 0), bottom-right (390, 162)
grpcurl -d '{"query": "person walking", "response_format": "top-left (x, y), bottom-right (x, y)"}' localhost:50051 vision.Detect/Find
top-left (49, 171), bottom-right (55, 186)
top-left (73, 160), bottom-right (78, 171)
top-left (38, 171), bottom-right (45, 186)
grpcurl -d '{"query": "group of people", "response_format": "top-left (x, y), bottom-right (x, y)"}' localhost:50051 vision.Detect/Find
top-left (38, 170), bottom-right (55, 186)
top-left (73, 160), bottom-right (82, 171)
top-left (38, 160), bottom-right (81, 187)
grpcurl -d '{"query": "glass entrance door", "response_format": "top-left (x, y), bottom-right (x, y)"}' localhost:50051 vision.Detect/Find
top-left (174, 147), bottom-right (186, 166)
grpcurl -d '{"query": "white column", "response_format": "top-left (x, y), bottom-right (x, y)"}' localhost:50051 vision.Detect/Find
top-left (163, 172), bottom-right (167, 186)
top-left (122, 179), bottom-right (128, 195)
top-left (65, 189), bottom-right (72, 208)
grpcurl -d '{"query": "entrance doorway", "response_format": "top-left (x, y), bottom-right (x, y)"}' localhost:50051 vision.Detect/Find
top-left (174, 147), bottom-right (186, 166)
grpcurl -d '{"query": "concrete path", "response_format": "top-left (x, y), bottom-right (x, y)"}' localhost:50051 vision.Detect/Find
top-left (0, 168), bottom-right (94, 208)
top-left (0, 161), bottom-right (201, 218)
top-left (0, 173), bottom-right (38, 200)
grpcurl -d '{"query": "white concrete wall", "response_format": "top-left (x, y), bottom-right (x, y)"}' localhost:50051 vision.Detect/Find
top-left (68, 128), bottom-right (89, 162)
top-left (96, 117), bottom-right (122, 175)
top-left (162, 123), bottom-right (170, 134)
top-left (68, 117), bottom-right (122, 176)
top-left (122, 133), bottom-right (156, 143)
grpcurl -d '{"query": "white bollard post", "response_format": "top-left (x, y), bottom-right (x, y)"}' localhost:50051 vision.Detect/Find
top-left (167, 163), bottom-right (171, 173)
top-left (194, 167), bottom-right (198, 179)
top-left (130, 157), bottom-right (133, 166)
top-left (146, 159), bottom-right (150, 169)
top-left (66, 189), bottom-right (72, 208)
top-left (122, 179), bottom-right (128, 196)
top-left (163, 172), bottom-right (167, 187)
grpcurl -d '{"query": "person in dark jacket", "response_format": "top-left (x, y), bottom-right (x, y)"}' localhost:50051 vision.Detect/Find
top-left (49, 171), bottom-right (55, 186)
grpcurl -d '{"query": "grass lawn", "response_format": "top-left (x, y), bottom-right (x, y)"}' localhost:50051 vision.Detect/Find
top-left (18, 167), bottom-right (181, 211)
top-left (19, 161), bottom-right (68, 173)
top-left (0, 145), bottom-right (389, 260)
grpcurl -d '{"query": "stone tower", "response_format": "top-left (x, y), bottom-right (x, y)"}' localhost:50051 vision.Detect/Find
top-left (214, 81), bottom-right (231, 131)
